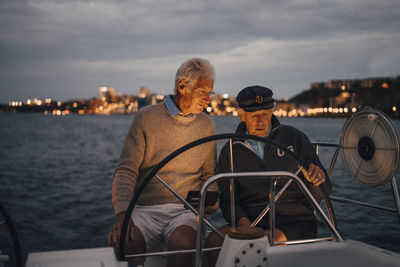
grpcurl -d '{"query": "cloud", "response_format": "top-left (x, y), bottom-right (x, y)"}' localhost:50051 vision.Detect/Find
top-left (0, 0), bottom-right (399, 101)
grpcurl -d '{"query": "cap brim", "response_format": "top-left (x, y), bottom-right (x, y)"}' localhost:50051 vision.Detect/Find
top-left (242, 102), bottom-right (275, 112)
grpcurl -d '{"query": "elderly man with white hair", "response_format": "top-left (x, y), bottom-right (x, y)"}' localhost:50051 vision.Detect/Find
top-left (108, 58), bottom-right (218, 267)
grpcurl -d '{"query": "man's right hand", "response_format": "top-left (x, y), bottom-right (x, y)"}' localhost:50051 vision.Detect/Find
top-left (107, 212), bottom-right (135, 248)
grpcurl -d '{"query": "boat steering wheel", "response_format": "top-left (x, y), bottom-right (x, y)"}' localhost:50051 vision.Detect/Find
top-left (0, 200), bottom-right (23, 267)
top-left (118, 133), bottom-right (335, 261)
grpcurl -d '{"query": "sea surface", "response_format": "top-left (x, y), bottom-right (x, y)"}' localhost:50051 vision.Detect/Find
top-left (1, 113), bottom-right (400, 265)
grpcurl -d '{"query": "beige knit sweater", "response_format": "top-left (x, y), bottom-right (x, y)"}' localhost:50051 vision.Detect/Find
top-left (112, 102), bottom-right (217, 215)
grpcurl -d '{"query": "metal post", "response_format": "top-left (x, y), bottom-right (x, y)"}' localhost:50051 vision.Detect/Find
top-left (391, 176), bottom-right (400, 221)
top-left (229, 138), bottom-right (236, 228)
top-left (195, 185), bottom-right (208, 267)
top-left (269, 179), bottom-right (278, 246)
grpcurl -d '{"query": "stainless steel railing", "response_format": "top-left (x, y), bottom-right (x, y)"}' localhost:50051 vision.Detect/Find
top-left (195, 171), bottom-right (344, 267)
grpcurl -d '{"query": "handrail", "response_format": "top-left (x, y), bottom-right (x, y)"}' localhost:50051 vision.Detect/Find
top-left (126, 246), bottom-right (221, 258)
top-left (276, 236), bottom-right (334, 245)
top-left (195, 171), bottom-right (344, 267)
top-left (313, 141), bottom-right (339, 148)
top-left (329, 195), bottom-right (398, 213)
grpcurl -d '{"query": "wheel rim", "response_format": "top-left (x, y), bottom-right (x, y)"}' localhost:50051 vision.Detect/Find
top-left (118, 133), bottom-right (335, 260)
top-left (0, 200), bottom-right (23, 267)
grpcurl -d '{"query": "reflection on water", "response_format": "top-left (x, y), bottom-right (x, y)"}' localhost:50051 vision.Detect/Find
top-left (0, 114), bottom-right (399, 265)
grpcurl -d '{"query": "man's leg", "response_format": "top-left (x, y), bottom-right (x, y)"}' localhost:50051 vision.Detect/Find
top-left (205, 225), bottom-right (231, 267)
top-left (124, 224), bottom-right (147, 265)
top-left (166, 225), bottom-right (197, 267)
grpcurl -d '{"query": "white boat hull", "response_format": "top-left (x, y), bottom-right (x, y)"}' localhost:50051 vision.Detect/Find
top-left (24, 240), bottom-right (400, 267)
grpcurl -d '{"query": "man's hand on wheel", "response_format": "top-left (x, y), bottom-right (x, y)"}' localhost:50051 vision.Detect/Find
top-left (301, 163), bottom-right (325, 186)
top-left (107, 212), bottom-right (135, 248)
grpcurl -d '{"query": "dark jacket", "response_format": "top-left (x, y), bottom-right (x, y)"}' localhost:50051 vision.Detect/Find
top-left (217, 115), bottom-right (332, 227)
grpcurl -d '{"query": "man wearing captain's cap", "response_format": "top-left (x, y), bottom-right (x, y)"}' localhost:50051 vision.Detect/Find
top-left (206, 85), bottom-right (332, 267)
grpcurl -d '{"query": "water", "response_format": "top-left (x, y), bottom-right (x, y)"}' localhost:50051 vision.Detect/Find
top-left (0, 113), bottom-right (399, 265)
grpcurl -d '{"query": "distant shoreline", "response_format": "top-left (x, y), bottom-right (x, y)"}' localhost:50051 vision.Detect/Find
top-left (1, 110), bottom-right (398, 120)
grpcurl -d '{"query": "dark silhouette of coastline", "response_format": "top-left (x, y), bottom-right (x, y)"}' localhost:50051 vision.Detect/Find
top-left (1, 76), bottom-right (399, 118)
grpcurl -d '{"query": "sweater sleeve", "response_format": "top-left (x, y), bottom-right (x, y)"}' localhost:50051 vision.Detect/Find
top-left (112, 113), bottom-right (146, 215)
top-left (217, 145), bottom-right (248, 223)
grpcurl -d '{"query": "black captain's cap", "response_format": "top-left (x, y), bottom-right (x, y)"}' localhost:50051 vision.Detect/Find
top-left (236, 85), bottom-right (275, 112)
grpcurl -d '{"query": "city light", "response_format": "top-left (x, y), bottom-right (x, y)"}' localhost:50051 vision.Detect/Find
top-left (4, 76), bottom-right (398, 117)
top-left (1, 94), bottom-right (371, 118)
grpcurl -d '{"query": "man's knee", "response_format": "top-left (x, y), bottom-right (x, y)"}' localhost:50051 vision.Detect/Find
top-left (206, 231), bottom-right (223, 248)
top-left (206, 225), bottom-right (230, 248)
top-left (168, 225), bottom-right (196, 250)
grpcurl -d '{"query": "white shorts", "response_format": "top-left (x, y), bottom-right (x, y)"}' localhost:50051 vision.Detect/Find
top-left (132, 203), bottom-right (197, 252)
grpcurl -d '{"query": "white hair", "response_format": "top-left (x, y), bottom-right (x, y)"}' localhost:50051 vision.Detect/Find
top-left (174, 58), bottom-right (215, 94)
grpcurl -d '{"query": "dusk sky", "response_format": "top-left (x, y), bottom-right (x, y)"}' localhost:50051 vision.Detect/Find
top-left (1, 0), bottom-right (399, 103)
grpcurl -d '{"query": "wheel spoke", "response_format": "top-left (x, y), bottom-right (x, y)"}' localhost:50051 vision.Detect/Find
top-left (355, 159), bottom-right (364, 180)
top-left (154, 174), bottom-right (224, 239)
top-left (369, 121), bottom-right (378, 138)
top-left (342, 146), bottom-right (395, 151)
top-left (251, 179), bottom-right (293, 227)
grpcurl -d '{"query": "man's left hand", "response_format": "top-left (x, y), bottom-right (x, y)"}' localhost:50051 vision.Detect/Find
top-left (205, 201), bottom-right (219, 215)
top-left (301, 163), bottom-right (325, 186)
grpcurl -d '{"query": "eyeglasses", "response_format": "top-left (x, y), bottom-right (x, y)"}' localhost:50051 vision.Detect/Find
top-left (193, 88), bottom-right (215, 96)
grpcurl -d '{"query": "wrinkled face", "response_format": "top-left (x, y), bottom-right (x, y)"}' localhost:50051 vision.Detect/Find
top-left (181, 75), bottom-right (214, 114)
top-left (241, 109), bottom-right (273, 137)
